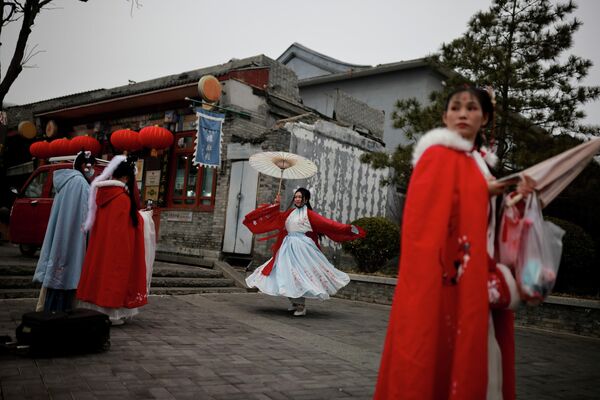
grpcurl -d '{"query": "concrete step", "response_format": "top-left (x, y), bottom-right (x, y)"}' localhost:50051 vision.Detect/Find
top-left (149, 287), bottom-right (246, 295)
top-left (152, 263), bottom-right (223, 278)
top-left (0, 276), bottom-right (40, 289)
top-left (0, 276), bottom-right (235, 289)
top-left (150, 277), bottom-right (234, 288)
top-left (154, 252), bottom-right (216, 268)
top-left (0, 288), bottom-right (40, 299)
top-left (0, 253), bottom-right (247, 298)
top-left (0, 263), bottom-right (222, 279)
top-left (0, 264), bottom-right (36, 276)
top-left (0, 286), bottom-right (248, 299)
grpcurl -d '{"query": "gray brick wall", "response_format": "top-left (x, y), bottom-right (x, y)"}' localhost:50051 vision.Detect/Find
top-left (260, 56), bottom-right (301, 102)
top-left (334, 275), bottom-right (600, 339)
top-left (334, 90), bottom-right (385, 139)
top-left (515, 299), bottom-right (600, 338)
top-left (335, 280), bottom-right (396, 305)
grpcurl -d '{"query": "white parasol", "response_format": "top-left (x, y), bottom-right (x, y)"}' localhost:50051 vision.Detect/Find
top-left (249, 151), bottom-right (318, 196)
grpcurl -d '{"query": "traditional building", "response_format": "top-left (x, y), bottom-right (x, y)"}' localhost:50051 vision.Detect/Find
top-left (5, 55), bottom-right (387, 265)
top-left (278, 42), bottom-right (446, 153)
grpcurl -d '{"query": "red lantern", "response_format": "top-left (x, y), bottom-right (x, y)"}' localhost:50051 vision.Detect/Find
top-left (29, 141), bottom-right (52, 159)
top-left (110, 129), bottom-right (142, 152)
top-left (70, 135), bottom-right (101, 156)
top-left (139, 126), bottom-right (173, 156)
top-left (49, 138), bottom-right (71, 157)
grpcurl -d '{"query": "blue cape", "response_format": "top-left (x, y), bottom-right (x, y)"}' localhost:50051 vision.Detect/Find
top-left (33, 169), bottom-right (90, 289)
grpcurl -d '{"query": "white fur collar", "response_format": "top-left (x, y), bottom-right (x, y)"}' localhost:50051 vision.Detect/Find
top-left (412, 128), bottom-right (472, 166)
top-left (93, 180), bottom-right (127, 189)
top-left (479, 146), bottom-right (498, 168)
top-left (411, 127), bottom-right (497, 168)
top-left (83, 179), bottom-right (127, 232)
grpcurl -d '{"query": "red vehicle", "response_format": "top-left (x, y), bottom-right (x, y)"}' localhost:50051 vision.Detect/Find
top-left (10, 157), bottom-right (106, 256)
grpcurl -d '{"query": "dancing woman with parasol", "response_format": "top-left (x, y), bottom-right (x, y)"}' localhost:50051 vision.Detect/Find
top-left (243, 152), bottom-right (366, 316)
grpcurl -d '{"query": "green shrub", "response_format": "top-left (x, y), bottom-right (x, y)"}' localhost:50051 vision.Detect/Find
top-left (546, 216), bottom-right (598, 296)
top-left (342, 217), bottom-right (400, 273)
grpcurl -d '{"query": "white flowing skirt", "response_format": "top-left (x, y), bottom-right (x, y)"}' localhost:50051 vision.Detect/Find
top-left (246, 232), bottom-right (350, 300)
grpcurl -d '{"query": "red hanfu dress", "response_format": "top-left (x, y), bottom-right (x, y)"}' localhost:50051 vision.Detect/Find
top-left (374, 128), bottom-right (516, 400)
top-left (243, 204), bottom-right (366, 299)
top-left (76, 181), bottom-right (148, 319)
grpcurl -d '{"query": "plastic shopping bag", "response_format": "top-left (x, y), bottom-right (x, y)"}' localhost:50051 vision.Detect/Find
top-left (516, 193), bottom-right (565, 301)
top-left (498, 193), bottom-right (525, 268)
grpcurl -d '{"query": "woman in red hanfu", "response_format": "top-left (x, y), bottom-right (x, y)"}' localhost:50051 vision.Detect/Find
top-left (77, 155), bottom-right (155, 326)
top-left (244, 188), bottom-right (366, 316)
top-left (374, 87), bottom-right (523, 400)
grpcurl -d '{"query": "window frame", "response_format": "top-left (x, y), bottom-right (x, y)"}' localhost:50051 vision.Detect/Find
top-left (23, 170), bottom-right (50, 198)
top-left (167, 131), bottom-right (218, 211)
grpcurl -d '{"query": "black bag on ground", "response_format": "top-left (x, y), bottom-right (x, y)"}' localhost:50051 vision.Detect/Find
top-left (16, 308), bottom-right (110, 356)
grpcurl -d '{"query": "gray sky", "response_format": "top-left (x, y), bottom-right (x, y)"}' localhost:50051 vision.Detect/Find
top-left (2, 0), bottom-right (599, 127)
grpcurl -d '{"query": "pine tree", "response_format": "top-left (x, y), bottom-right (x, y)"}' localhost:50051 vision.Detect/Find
top-left (369, 0), bottom-right (600, 176)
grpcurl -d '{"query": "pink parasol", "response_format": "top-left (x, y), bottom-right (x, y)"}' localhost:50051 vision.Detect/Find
top-left (506, 138), bottom-right (600, 208)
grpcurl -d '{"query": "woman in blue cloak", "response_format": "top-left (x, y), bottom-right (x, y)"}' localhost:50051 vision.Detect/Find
top-left (33, 151), bottom-right (96, 312)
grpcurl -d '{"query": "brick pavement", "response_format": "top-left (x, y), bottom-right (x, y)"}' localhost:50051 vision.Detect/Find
top-left (1, 293), bottom-right (599, 399)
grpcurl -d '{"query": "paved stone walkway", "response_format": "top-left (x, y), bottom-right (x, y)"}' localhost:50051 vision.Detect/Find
top-left (1, 293), bottom-right (599, 399)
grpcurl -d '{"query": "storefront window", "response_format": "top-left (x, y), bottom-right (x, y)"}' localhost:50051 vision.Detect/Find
top-left (168, 131), bottom-right (217, 209)
top-left (200, 168), bottom-right (215, 205)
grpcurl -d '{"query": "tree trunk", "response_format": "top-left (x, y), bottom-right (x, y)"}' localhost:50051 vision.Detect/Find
top-left (0, 0), bottom-right (48, 160)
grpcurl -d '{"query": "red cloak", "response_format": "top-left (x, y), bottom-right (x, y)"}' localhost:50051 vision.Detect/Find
top-left (374, 145), bottom-right (515, 400)
top-left (77, 184), bottom-right (148, 309)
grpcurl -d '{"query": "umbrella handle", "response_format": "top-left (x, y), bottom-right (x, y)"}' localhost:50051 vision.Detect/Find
top-left (505, 193), bottom-right (523, 208)
top-left (277, 169), bottom-right (283, 199)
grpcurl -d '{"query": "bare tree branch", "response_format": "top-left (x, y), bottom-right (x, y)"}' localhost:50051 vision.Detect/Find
top-left (21, 42), bottom-right (44, 65)
top-left (1, 2), bottom-right (18, 26)
top-left (0, 0), bottom-right (39, 104)
top-left (127, 0), bottom-right (142, 17)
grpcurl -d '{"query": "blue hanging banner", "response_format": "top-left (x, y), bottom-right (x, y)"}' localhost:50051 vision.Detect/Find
top-left (194, 109), bottom-right (224, 168)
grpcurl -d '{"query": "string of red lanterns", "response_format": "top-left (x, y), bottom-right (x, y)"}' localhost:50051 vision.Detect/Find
top-left (49, 138), bottom-right (71, 157)
top-left (139, 126), bottom-right (174, 156)
top-left (70, 136), bottom-right (102, 156)
top-left (110, 129), bottom-right (142, 152)
top-left (29, 136), bottom-right (102, 160)
top-left (29, 141), bottom-right (52, 159)
top-left (28, 126), bottom-right (174, 160)
top-left (110, 126), bottom-right (173, 156)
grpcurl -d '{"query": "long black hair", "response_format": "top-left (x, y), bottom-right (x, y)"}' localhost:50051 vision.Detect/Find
top-left (290, 187), bottom-right (313, 210)
top-left (112, 157), bottom-right (138, 227)
top-left (444, 85), bottom-right (495, 149)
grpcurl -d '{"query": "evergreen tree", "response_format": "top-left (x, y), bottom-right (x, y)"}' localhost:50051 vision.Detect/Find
top-left (366, 0), bottom-right (600, 176)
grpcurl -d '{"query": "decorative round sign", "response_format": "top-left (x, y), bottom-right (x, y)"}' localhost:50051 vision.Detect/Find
top-left (45, 120), bottom-right (58, 138)
top-left (197, 75), bottom-right (222, 103)
top-left (18, 121), bottom-right (37, 139)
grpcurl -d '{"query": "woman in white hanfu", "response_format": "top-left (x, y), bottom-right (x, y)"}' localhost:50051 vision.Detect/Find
top-left (244, 188), bottom-right (365, 316)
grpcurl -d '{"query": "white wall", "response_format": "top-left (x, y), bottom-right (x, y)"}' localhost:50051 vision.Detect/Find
top-left (285, 120), bottom-right (389, 250)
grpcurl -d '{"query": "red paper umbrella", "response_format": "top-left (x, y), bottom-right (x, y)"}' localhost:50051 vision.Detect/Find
top-left (49, 138), bottom-right (71, 157)
top-left (110, 129), bottom-right (142, 152)
top-left (29, 141), bottom-right (52, 159)
top-left (139, 126), bottom-right (173, 156)
top-left (70, 135), bottom-right (102, 156)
